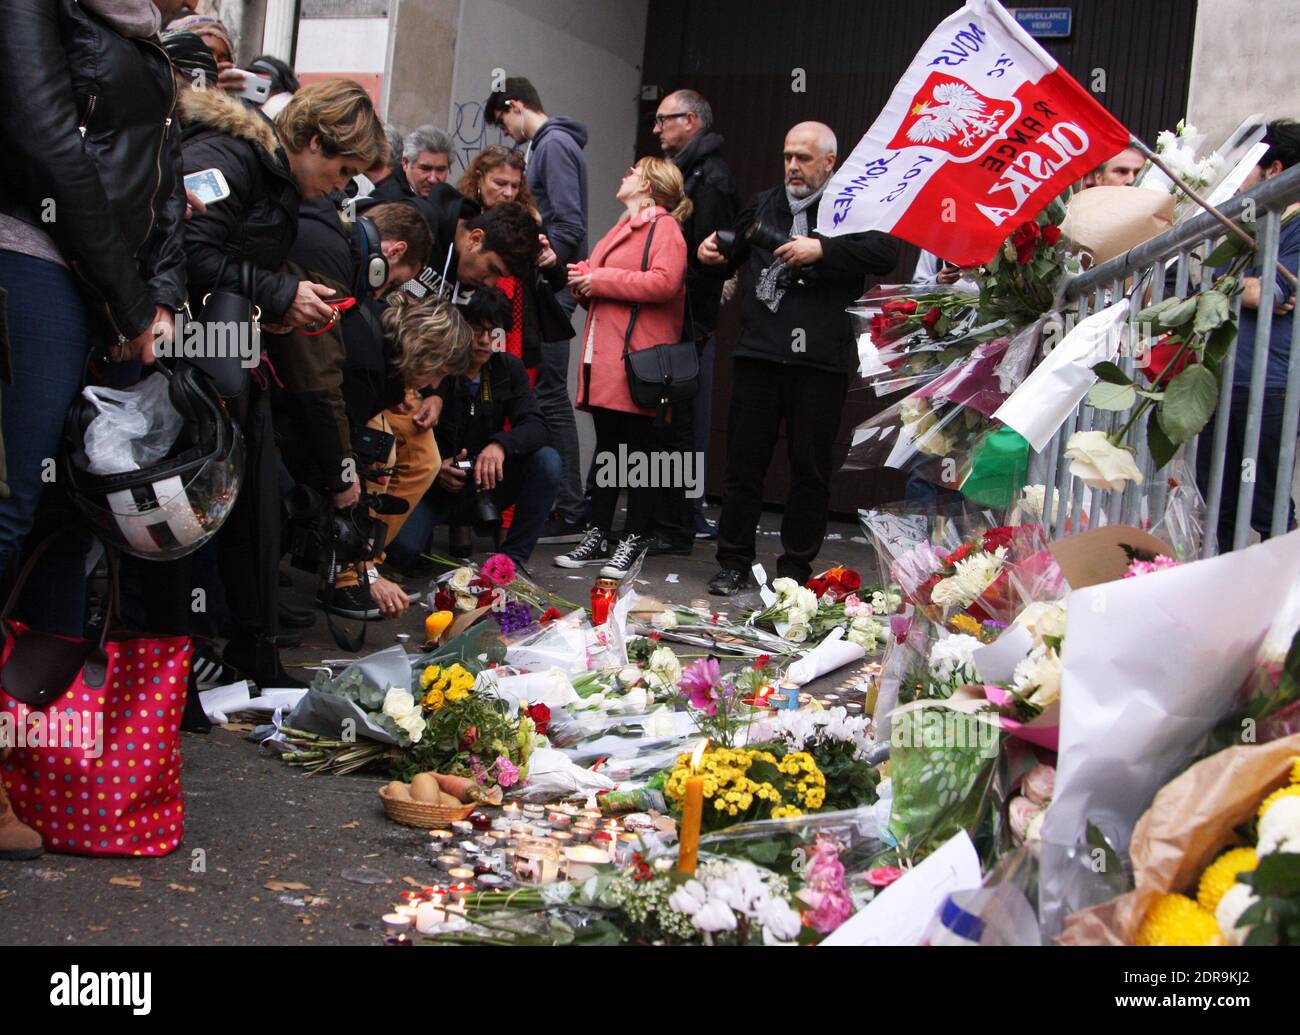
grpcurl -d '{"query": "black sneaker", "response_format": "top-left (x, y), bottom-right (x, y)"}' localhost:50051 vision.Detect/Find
top-left (708, 568), bottom-right (752, 596)
top-left (554, 528), bottom-right (610, 568)
top-left (537, 516), bottom-right (587, 545)
top-left (644, 534), bottom-right (693, 557)
top-left (320, 581), bottom-right (381, 620)
top-left (601, 534), bottom-right (649, 579)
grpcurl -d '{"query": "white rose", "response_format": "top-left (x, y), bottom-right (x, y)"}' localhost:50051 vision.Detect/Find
top-left (651, 609), bottom-right (679, 630)
top-left (1064, 431), bottom-right (1144, 492)
top-left (772, 577), bottom-right (799, 599)
top-left (448, 567), bottom-right (474, 592)
top-left (642, 707), bottom-right (677, 739)
top-left (623, 685), bottom-right (649, 714)
top-left (397, 711), bottom-right (426, 743)
top-left (381, 688), bottom-right (416, 719)
top-left (648, 646), bottom-right (681, 685)
top-left (618, 665), bottom-right (643, 688)
top-left (781, 620), bottom-right (809, 643)
top-left (795, 587), bottom-right (819, 617)
top-left (455, 592), bottom-right (479, 612)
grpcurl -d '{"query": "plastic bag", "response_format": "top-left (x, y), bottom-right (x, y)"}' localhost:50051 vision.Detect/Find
top-left (82, 372), bottom-right (184, 474)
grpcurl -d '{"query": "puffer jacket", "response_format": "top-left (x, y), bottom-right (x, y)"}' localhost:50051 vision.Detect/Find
top-left (179, 88), bottom-right (302, 322)
top-left (0, 0), bottom-right (186, 341)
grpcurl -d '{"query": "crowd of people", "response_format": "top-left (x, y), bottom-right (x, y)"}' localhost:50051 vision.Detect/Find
top-left (1, 2), bottom-right (1297, 707)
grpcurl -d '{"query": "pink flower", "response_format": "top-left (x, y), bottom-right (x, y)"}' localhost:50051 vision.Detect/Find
top-left (494, 756), bottom-right (520, 787)
top-left (801, 838), bottom-right (854, 934)
top-left (1122, 554), bottom-right (1180, 579)
top-left (481, 553), bottom-right (517, 587)
top-left (680, 657), bottom-right (721, 716)
top-left (843, 593), bottom-right (873, 619)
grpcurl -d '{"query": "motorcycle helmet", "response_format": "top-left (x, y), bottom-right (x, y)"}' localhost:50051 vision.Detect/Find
top-left (63, 361), bottom-right (244, 560)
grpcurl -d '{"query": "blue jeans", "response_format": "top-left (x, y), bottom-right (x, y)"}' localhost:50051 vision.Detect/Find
top-left (0, 252), bottom-right (93, 635)
top-left (389, 446), bottom-right (561, 567)
top-left (535, 289), bottom-right (584, 524)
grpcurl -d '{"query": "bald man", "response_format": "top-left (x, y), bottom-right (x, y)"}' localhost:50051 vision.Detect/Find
top-left (698, 121), bottom-right (899, 594)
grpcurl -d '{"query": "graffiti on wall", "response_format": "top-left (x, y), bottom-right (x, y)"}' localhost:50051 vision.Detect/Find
top-left (450, 99), bottom-right (513, 176)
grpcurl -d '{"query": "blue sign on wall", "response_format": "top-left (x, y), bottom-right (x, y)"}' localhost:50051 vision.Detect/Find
top-left (1013, 7), bottom-right (1073, 39)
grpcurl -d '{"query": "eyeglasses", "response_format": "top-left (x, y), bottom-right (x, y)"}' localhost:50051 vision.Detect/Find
top-left (650, 112), bottom-right (691, 128)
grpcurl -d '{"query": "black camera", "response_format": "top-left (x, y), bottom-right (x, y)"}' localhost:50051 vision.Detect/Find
top-left (714, 229), bottom-right (738, 259)
top-left (744, 218), bottom-right (819, 285)
top-left (284, 426), bottom-right (409, 573)
top-left (451, 456), bottom-right (501, 529)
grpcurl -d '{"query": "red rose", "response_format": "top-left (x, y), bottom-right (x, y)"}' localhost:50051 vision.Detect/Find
top-left (805, 576), bottom-right (830, 597)
top-left (649, 631), bottom-right (661, 641)
top-left (1012, 221), bottom-right (1041, 264)
top-left (922, 305), bottom-right (943, 332)
top-left (476, 589), bottom-right (497, 608)
top-left (526, 703), bottom-right (551, 735)
top-left (539, 607), bottom-right (563, 625)
top-left (1142, 334), bottom-right (1195, 388)
top-left (839, 569), bottom-right (862, 591)
top-left (1042, 225), bottom-right (1062, 246)
top-left (981, 526), bottom-right (1015, 552)
top-left (434, 589), bottom-right (455, 611)
top-left (881, 298), bottom-right (917, 316)
top-left (756, 654), bottom-right (772, 669)
top-left (459, 725), bottom-right (478, 751)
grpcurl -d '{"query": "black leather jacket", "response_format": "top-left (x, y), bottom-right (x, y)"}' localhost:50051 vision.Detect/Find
top-left (0, 0), bottom-right (186, 341)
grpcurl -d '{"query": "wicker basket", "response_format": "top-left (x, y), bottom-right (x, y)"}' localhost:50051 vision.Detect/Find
top-left (378, 785), bottom-right (478, 828)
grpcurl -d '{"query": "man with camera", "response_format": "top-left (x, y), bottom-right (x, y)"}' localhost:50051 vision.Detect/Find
top-left (386, 288), bottom-right (560, 570)
top-left (697, 121), bottom-right (898, 595)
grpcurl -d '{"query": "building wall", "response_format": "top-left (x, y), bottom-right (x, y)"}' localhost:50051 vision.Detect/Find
top-left (1187, 0), bottom-right (1300, 150)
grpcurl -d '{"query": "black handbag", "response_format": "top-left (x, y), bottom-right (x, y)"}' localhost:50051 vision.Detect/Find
top-left (621, 217), bottom-right (699, 424)
top-left (191, 257), bottom-right (258, 398)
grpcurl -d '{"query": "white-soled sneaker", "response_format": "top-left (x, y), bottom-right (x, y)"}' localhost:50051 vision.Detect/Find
top-left (599, 534), bottom-right (648, 579)
top-left (553, 528), bottom-right (611, 568)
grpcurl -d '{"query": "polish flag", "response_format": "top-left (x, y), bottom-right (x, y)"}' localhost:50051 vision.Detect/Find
top-left (816, 0), bottom-right (1131, 266)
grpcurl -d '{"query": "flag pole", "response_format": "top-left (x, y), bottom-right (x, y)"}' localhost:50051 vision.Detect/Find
top-left (1130, 136), bottom-right (1298, 289)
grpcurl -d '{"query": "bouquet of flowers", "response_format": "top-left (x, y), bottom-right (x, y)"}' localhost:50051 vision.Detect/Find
top-left (426, 551), bottom-right (581, 617)
top-left (664, 744), bottom-right (828, 832)
top-left (748, 569), bottom-right (894, 648)
top-left (755, 707), bottom-right (881, 812)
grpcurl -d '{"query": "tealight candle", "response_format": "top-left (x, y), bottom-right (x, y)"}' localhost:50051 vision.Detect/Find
top-left (382, 912), bottom-right (412, 935)
top-left (510, 821), bottom-right (531, 837)
top-left (547, 812), bottom-right (573, 828)
top-left (491, 817), bottom-right (513, 833)
top-left (477, 874), bottom-right (508, 891)
top-left (447, 881), bottom-right (474, 902)
top-left (475, 834), bottom-right (499, 849)
top-left (845, 702), bottom-right (863, 713)
top-left (394, 903), bottom-right (418, 920)
top-left (451, 820), bottom-right (474, 836)
top-left (522, 804), bottom-right (545, 819)
top-left (502, 802), bottom-right (522, 818)
top-left (428, 829), bottom-right (455, 844)
top-left (564, 844), bottom-right (611, 881)
top-left (435, 853), bottom-right (464, 872)
top-left (555, 803), bottom-right (580, 816)
top-left (399, 890), bottom-right (423, 906)
top-left (579, 808), bottom-right (602, 821)
top-left (447, 866), bottom-right (476, 884)
top-left (470, 812), bottom-right (493, 831)
top-left (549, 830), bottom-right (574, 849)
top-left (591, 831), bottom-right (614, 856)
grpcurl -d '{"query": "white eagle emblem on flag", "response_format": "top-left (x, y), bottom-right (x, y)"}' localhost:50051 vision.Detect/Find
top-left (905, 81), bottom-right (1007, 148)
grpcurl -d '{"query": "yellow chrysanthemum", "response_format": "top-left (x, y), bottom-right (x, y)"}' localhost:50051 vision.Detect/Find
top-left (1289, 756), bottom-right (1300, 784)
top-left (1258, 784), bottom-right (1300, 819)
top-left (949, 613), bottom-right (983, 637)
top-left (1134, 894), bottom-right (1223, 946)
top-left (422, 687), bottom-right (445, 711)
top-left (1197, 847), bottom-right (1258, 914)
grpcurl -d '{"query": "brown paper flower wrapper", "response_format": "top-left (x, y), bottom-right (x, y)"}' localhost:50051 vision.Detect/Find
top-left (1058, 731), bottom-right (1300, 944)
top-left (1061, 186), bottom-right (1176, 267)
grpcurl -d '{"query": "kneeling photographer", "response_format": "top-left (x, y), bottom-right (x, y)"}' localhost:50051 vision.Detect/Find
top-left (387, 289), bottom-right (559, 569)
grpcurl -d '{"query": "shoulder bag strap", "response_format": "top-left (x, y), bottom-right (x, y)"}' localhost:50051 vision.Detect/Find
top-left (621, 216), bottom-right (660, 360)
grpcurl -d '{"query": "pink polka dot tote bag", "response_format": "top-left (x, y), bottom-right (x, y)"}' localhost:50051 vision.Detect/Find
top-left (0, 536), bottom-right (188, 857)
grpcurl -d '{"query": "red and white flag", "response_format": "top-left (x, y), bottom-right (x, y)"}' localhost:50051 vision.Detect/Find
top-left (817, 0), bottom-right (1131, 265)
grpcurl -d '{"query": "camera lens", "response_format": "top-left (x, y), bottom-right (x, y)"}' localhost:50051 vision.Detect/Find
top-left (744, 220), bottom-right (790, 254)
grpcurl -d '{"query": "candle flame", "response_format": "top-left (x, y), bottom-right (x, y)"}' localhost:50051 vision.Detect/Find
top-left (689, 738), bottom-right (709, 772)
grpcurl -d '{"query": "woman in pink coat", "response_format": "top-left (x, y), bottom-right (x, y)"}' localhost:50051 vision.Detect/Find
top-left (554, 157), bottom-right (692, 578)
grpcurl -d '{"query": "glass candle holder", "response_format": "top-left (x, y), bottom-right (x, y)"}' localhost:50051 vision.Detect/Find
top-left (512, 838), bottom-right (561, 885)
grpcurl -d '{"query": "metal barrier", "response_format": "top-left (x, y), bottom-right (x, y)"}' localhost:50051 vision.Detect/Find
top-left (1037, 164), bottom-right (1300, 555)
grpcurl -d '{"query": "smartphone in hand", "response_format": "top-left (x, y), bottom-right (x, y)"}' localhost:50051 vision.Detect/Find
top-left (183, 168), bottom-right (231, 207)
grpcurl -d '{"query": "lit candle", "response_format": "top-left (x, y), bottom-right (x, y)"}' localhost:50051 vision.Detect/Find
top-left (435, 853), bottom-right (464, 872)
top-left (502, 802), bottom-right (522, 819)
top-left (676, 738), bottom-right (709, 875)
top-left (451, 820), bottom-right (474, 836)
top-left (394, 903), bottom-right (418, 920)
top-left (447, 866), bottom-right (475, 885)
top-left (448, 880), bottom-right (474, 902)
top-left (428, 829), bottom-right (454, 844)
top-left (564, 844), bottom-right (611, 881)
top-left (383, 912), bottom-right (412, 936)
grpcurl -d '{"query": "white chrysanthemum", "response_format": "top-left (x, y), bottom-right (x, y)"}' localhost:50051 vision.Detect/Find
top-left (1011, 644), bottom-right (1063, 709)
top-left (1215, 882), bottom-right (1257, 946)
top-left (930, 547), bottom-right (1006, 610)
top-left (1257, 797), bottom-right (1300, 856)
top-left (928, 634), bottom-right (983, 685)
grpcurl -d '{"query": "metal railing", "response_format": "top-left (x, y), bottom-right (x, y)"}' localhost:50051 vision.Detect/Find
top-left (1036, 164), bottom-right (1300, 556)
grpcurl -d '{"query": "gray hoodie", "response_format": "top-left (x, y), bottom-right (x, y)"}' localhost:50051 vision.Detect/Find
top-left (526, 116), bottom-right (589, 266)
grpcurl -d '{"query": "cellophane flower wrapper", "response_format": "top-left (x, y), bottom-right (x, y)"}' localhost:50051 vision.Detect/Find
top-left (1058, 733), bottom-right (1300, 945)
top-left (1203, 577), bottom-right (1300, 754)
top-left (841, 386), bottom-right (996, 486)
top-left (696, 804), bottom-right (893, 877)
top-left (419, 621), bottom-right (507, 673)
top-left (503, 609), bottom-right (627, 674)
top-left (1141, 458), bottom-right (1206, 560)
top-left (922, 844), bottom-right (1044, 945)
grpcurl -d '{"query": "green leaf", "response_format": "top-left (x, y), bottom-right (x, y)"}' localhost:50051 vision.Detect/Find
top-left (1158, 297), bottom-right (1198, 329)
top-left (1147, 407), bottom-right (1179, 469)
top-left (1158, 364), bottom-right (1220, 443)
top-left (1205, 320), bottom-right (1237, 364)
top-left (1205, 235), bottom-right (1251, 268)
top-left (1193, 290), bottom-right (1231, 334)
top-left (1136, 296), bottom-right (1181, 323)
top-left (1092, 361), bottom-right (1135, 386)
top-left (1087, 382), bottom-right (1137, 410)
top-left (1244, 852), bottom-right (1300, 897)
top-left (1135, 389), bottom-right (1165, 401)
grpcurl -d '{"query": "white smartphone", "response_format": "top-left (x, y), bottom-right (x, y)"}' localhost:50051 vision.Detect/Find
top-left (184, 168), bottom-right (232, 206)
top-left (231, 70), bottom-right (272, 104)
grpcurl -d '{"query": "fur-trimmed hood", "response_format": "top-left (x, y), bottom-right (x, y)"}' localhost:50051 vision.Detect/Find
top-left (179, 87), bottom-right (279, 155)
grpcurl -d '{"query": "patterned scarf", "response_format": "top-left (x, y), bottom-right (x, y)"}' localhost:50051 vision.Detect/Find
top-left (755, 183), bottom-right (826, 313)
